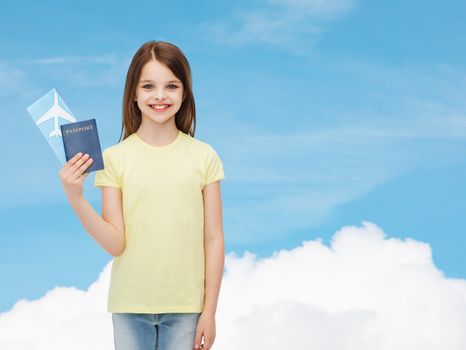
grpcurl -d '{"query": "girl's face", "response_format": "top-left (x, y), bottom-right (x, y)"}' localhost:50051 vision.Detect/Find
top-left (134, 59), bottom-right (184, 126)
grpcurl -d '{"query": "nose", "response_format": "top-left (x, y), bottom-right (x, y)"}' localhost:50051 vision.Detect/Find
top-left (153, 87), bottom-right (166, 100)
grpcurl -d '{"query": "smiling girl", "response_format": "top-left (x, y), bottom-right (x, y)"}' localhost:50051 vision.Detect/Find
top-left (59, 40), bottom-right (225, 350)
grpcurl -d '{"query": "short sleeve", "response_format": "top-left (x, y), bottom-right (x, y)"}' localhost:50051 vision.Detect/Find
top-left (94, 148), bottom-right (121, 188)
top-left (204, 144), bottom-right (225, 186)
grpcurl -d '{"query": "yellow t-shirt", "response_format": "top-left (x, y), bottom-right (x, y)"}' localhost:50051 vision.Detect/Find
top-left (93, 129), bottom-right (225, 314)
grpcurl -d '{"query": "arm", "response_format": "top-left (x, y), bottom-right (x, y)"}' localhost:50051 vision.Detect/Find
top-left (69, 187), bottom-right (126, 257)
top-left (59, 152), bottom-right (126, 257)
top-left (194, 180), bottom-right (224, 349)
top-left (202, 180), bottom-right (225, 316)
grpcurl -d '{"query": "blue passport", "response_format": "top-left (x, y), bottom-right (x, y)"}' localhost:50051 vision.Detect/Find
top-left (60, 118), bottom-right (104, 173)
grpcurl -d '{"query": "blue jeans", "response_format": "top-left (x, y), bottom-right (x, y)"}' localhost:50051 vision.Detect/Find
top-left (112, 312), bottom-right (201, 350)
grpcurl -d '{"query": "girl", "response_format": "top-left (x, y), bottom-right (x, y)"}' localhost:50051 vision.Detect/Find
top-left (59, 40), bottom-right (225, 350)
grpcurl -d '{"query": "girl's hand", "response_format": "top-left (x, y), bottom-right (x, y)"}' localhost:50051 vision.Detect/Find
top-left (193, 312), bottom-right (216, 350)
top-left (59, 152), bottom-right (93, 201)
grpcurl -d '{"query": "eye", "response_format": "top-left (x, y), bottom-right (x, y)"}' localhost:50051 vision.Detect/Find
top-left (141, 83), bottom-right (179, 89)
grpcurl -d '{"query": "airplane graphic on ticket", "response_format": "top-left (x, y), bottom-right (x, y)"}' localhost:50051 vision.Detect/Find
top-left (27, 88), bottom-right (79, 164)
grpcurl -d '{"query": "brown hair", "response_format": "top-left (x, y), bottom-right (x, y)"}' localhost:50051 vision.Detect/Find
top-left (118, 40), bottom-right (196, 142)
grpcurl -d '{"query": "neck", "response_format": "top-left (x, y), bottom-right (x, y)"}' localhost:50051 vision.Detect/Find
top-left (136, 119), bottom-right (179, 147)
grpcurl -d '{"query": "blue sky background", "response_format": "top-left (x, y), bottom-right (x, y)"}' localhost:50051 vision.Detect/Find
top-left (2, 0), bottom-right (466, 313)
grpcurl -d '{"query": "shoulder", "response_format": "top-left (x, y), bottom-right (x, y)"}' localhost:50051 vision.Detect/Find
top-left (100, 136), bottom-right (133, 168)
top-left (101, 144), bottom-right (122, 163)
top-left (102, 134), bottom-right (134, 156)
top-left (181, 132), bottom-right (220, 156)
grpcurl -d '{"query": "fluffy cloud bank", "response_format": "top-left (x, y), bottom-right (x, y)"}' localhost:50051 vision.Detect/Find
top-left (1, 221), bottom-right (465, 349)
top-left (218, 222), bottom-right (466, 349)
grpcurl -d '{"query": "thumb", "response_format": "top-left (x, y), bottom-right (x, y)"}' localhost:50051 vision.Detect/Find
top-left (193, 330), bottom-right (203, 349)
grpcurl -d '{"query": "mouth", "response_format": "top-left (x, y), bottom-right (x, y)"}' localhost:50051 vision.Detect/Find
top-left (148, 104), bottom-right (172, 112)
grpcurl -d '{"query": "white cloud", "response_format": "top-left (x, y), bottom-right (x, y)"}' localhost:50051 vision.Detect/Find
top-left (264, 0), bottom-right (355, 16)
top-left (219, 221), bottom-right (466, 349)
top-left (218, 119), bottom-right (453, 245)
top-left (0, 61), bottom-right (28, 97)
top-left (197, 0), bottom-right (355, 53)
top-left (0, 265), bottom-right (113, 350)
top-left (20, 53), bottom-right (118, 66)
top-left (14, 52), bottom-right (131, 89)
top-left (201, 59), bottom-right (466, 245)
top-left (1, 221), bottom-right (465, 349)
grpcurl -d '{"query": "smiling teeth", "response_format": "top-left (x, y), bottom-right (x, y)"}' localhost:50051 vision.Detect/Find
top-left (150, 104), bottom-right (169, 109)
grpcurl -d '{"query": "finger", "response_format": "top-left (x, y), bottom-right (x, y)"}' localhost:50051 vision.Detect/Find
top-left (67, 154), bottom-right (90, 178)
top-left (62, 153), bottom-right (87, 177)
top-left (63, 152), bottom-right (83, 171)
top-left (78, 172), bottom-right (90, 181)
top-left (193, 332), bottom-right (202, 349)
top-left (69, 156), bottom-right (91, 181)
top-left (205, 336), bottom-right (214, 349)
top-left (73, 158), bottom-right (93, 181)
top-left (201, 336), bottom-right (207, 349)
